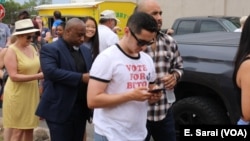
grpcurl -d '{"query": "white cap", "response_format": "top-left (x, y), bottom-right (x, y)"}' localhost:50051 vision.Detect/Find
top-left (100, 10), bottom-right (120, 22)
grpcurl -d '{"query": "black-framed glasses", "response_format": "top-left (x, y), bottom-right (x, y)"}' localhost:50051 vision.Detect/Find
top-left (129, 28), bottom-right (154, 46)
top-left (26, 35), bottom-right (33, 40)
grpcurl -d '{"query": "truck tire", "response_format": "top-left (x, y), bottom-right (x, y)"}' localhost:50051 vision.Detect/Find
top-left (172, 96), bottom-right (229, 140)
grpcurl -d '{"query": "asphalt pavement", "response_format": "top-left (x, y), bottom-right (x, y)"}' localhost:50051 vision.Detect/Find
top-left (0, 108), bottom-right (94, 141)
top-left (1, 109), bottom-right (153, 141)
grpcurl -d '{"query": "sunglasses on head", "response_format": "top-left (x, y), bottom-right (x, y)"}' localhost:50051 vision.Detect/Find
top-left (129, 28), bottom-right (154, 47)
top-left (26, 35), bottom-right (33, 40)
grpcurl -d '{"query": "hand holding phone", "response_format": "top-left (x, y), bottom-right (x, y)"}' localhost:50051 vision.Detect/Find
top-left (148, 88), bottom-right (165, 93)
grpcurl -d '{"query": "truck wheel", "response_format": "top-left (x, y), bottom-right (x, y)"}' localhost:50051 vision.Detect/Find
top-left (172, 96), bottom-right (229, 140)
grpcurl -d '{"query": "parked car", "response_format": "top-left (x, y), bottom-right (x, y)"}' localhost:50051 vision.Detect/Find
top-left (219, 16), bottom-right (241, 27)
top-left (171, 16), bottom-right (239, 35)
top-left (172, 31), bottom-right (241, 140)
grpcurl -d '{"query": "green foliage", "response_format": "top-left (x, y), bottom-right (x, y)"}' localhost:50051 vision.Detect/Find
top-left (2, 0), bottom-right (21, 23)
top-left (39, 0), bottom-right (52, 5)
top-left (0, 0), bottom-right (5, 4)
top-left (22, 0), bottom-right (38, 17)
top-left (1, 0), bottom-right (52, 24)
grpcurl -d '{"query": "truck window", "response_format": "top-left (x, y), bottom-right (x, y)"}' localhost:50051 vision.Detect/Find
top-left (200, 21), bottom-right (225, 32)
top-left (176, 20), bottom-right (196, 35)
top-left (222, 20), bottom-right (238, 31)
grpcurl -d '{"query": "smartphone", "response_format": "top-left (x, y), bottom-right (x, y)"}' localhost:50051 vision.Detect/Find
top-left (148, 88), bottom-right (165, 93)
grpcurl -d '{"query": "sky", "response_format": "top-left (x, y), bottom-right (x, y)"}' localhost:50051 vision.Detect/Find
top-left (15, 0), bottom-right (70, 5)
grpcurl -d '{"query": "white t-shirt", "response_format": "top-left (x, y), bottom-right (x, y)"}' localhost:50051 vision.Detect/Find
top-left (90, 44), bottom-right (156, 141)
top-left (98, 24), bottom-right (119, 52)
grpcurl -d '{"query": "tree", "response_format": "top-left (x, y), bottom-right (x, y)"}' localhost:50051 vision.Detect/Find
top-left (38, 0), bottom-right (52, 5)
top-left (2, 0), bottom-right (52, 24)
top-left (20, 0), bottom-right (51, 18)
top-left (2, 0), bottom-right (21, 24)
top-left (22, 0), bottom-right (38, 17)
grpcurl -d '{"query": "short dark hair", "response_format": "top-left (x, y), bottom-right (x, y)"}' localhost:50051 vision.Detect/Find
top-left (53, 10), bottom-right (62, 19)
top-left (99, 18), bottom-right (110, 24)
top-left (17, 10), bottom-right (30, 20)
top-left (127, 12), bottom-right (158, 34)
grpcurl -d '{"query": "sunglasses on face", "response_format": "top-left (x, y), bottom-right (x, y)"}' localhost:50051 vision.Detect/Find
top-left (129, 28), bottom-right (154, 47)
top-left (26, 35), bottom-right (33, 40)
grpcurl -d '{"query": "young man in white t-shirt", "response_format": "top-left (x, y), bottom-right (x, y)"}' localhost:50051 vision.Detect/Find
top-left (87, 12), bottom-right (162, 141)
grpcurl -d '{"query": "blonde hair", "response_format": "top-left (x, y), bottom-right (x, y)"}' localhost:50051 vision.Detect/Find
top-left (240, 16), bottom-right (248, 27)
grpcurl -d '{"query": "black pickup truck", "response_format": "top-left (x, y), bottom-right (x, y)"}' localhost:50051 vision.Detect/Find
top-left (171, 16), bottom-right (239, 35)
top-left (172, 32), bottom-right (242, 138)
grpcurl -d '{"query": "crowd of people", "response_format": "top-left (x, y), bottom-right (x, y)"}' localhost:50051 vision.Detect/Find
top-left (0, 0), bottom-right (248, 141)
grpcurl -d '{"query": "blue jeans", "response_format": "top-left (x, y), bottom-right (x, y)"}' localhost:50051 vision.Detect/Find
top-left (145, 107), bottom-right (176, 141)
top-left (94, 132), bottom-right (109, 141)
